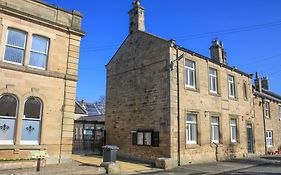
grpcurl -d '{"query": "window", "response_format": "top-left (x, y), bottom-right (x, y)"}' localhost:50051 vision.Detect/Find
top-left (186, 114), bottom-right (197, 144)
top-left (132, 130), bottom-right (159, 147)
top-left (185, 60), bottom-right (196, 88)
top-left (0, 94), bottom-right (18, 145)
top-left (264, 102), bottom-right (270, 118)
top-left (29, 35), bottom-right (49, 69)
top-left (243, 82), bottom-right (248, 100)
top-left (228, 75), bottom-right (235, 98)
top-left (266, 131), bottom-right (273, 147)
top-left (4, 28), bottom-right (27, 65)
top-left (209, 68), bottom-right (218, 94)
top-left (279, 106), bottom-right (281, 119)
top-left (21, 97), bottom-right (42, 145)
top-left (230, 119), bottom-right (237, 143)
top-left (211, 117), bottom-right (219, 143)
top-left (136, 132), bottom-right (151, 145)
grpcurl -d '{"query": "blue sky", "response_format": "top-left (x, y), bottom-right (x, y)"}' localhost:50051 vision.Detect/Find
top-left (45, 0), bottom-right (281, 102)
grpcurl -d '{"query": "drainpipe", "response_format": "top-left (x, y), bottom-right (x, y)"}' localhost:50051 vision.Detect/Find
top-left (170, 42), bottom-right (184, 166)
top-left (176, 48), bottom-right (181, 166)
top-left (262, 98), bottom-right (267, 154)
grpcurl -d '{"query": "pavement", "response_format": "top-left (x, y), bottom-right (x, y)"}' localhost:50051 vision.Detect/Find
top-left (0, 155), bottom-right (280, 175)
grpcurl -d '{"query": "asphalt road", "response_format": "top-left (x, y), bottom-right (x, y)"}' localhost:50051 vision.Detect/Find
top-left (222, 162), bottom-right (281, 175)
top-left (141, 156), bottom-right (281, 175)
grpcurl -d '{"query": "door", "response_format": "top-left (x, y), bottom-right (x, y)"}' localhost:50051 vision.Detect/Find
top-left (247, 124), bottom-right (254, 153)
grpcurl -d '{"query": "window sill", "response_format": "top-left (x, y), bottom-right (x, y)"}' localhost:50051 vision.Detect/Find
top-left (185, 144), bottom-right (200, 149)
top-left (28, 65), bottom-right (46, 71)
top-left (210, 142), bottom-right (223, 147)
top-left (209, 92), bottom-right (221, 97)
top-left (230, 142), bottom-right (239, 146)
top-left (0, 144), bottom-right (47, 150)
top-left (184, 86), bottom-right (199, 93)
top-left (228, 97), bottom-right (238, 101)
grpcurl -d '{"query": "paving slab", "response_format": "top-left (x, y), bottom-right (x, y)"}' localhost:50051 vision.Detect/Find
top-left (71, 154), bottom-right (162, 174)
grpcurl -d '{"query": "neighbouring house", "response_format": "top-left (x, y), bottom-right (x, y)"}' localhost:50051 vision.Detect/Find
top-left (0, 0), bottom-right (84, 164)
top-left (73, 101), bottom-right (105, 154)
top-left (253, 74), bottom-right (281, 154)
top-left (105, 0), bottom-right (279, 166)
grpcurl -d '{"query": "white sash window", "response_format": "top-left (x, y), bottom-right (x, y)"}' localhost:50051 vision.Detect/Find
top-left (29, 35), bottom-right (49, 69)
top-left (4, 29), bottom-right (27, 65)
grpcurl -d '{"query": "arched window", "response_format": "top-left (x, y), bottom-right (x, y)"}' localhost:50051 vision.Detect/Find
top-left (21, 97), bottom-right (42, 145)
top-left (0, 94), bottom-right (18, 144)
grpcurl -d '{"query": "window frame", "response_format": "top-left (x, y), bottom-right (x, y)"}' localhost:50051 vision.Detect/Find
top-left (279, 106), bottom-right (281, 119)
top-left (230, 118), bottom-right (237, 143)
top-left (243, 81), bottom-right (248, 100)
top-left (228, 75), bottom-right (236, 98)
top-left (186, 114), bottom-right (197, 144)
top-left (136, 131), bottom-right (152, 146)
top-left (3, 28), bottom-right (27, 65)
top-left (0, 94), bottom-right (19, 145)
top-left (209, 68), bottom-right (218, 94)
top-left (266, 130), bottom-right (273, 147)
top-left (185, 59), bottom-right (196, 89)
top-left (20, 97), bottom-right (43, 145)
top-left (211, 116), bottom-right (220, 144)
top-left (264, 101), bottom-right (270, 118)
top-left (28, 35), bottom-right (50, 70)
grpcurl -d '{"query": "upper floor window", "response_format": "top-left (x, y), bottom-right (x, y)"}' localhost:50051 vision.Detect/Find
top-left (243, 82), bottom-right (248, 100)
top-left (185, 60), bottom-right (196, 89)
top-left (29, 35), bottom-right (49, 69)
top-left (4, 28), bottom-right (27, 65)
top-left (230, 119), bottom-right (237, 143)
top-left (0, 94), bottom-right (18, 145)
top-left (228, 75), bottom-right (235, 98)
top-left (209, 68), bottom-right (218, 94)
top-left (264, 101), bottom-right (270, 118)
top-left (279, 106), bottom-right (281, 119)
top-left (211, 116), bottom-right (219, 143)
top-left (186, 114), bottom-right (197, 144)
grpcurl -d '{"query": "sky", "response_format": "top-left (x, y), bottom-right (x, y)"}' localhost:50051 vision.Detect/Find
top-left (44, 0), bottom-right (281, 102)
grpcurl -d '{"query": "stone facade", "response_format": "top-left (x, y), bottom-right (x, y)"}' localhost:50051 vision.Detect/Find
top-left (105, 1), bottom-right (279, 165)
top-left (0, 0), bottom-right (84, 164)
top-left (253, 75), bottom-right (281, 154)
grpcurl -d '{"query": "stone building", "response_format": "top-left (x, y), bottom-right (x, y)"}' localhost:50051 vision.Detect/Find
top-left (253, 74), bottom-right (281, 154)
top-left (105, 0), bottom-right (270, 166)
top-left (0, 0), bottom-right (84, 164)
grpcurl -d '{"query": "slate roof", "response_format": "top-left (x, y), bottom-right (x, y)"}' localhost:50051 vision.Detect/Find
top-left (75, 101), bottom-right (87, 115)
top-left (76, 101), bottom-right (103, 116)
top-left (107, 31), bottom-right (251, 78)
top-left (76, 115), bottom-right (105, 123)
top-left (254, 88), bottom-right (281, 103)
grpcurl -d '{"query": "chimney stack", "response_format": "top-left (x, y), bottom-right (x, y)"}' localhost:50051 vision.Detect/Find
top-left (129, 0), bottom-right (145, 34)
top-left (261, 77), bottom-right (270, 90)
top-left (210, 39), bottom-right (227, 64)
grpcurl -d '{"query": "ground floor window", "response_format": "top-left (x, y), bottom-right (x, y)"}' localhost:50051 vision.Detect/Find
top-left (21, 97), bottom-right (42, 145)
top-left (230, 119), bottom-right (237, 143)
top-left (211, 116), bottom-right (219, 143)
top-left (0, 94), bottom-right (18, 145)
top-left (186, 114), bottom-right (197, 144)
top-left (132, 130), bottom-right (159, 147)
top-left (266, 130), bottom-right (273, 147)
